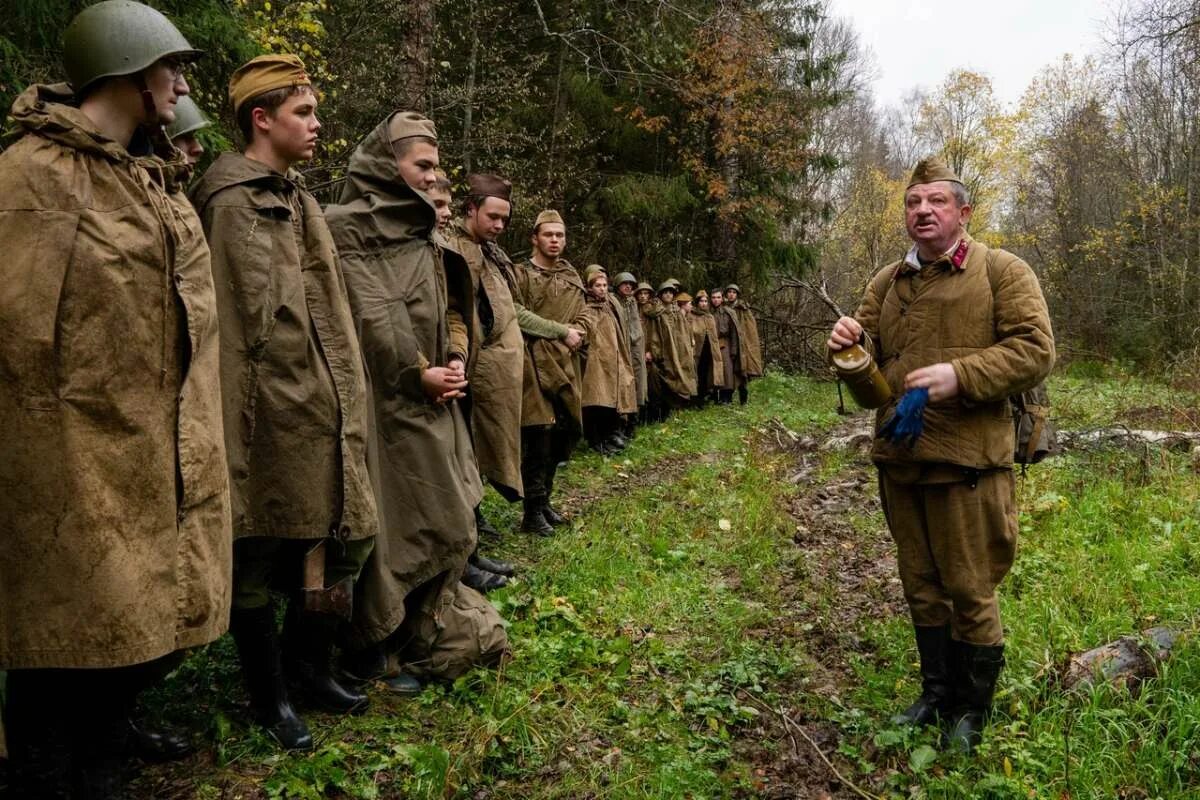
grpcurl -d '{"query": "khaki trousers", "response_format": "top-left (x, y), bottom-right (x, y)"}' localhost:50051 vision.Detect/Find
top-left (878, 466), bottom-right (1017, 645)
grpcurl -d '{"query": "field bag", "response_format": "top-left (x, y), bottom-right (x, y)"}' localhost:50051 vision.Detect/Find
top-left (984, 249), bottom-right (1059, 465)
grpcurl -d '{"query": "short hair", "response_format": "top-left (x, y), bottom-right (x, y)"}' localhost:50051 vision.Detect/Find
top-left (431, 174), bottom-right (452, 193)
top-left (236, 84), bottom-right (313, 142)
top-left (391, 135), bottom-right (437, 160)
top-left (950, 182), bottom-right (971, 207)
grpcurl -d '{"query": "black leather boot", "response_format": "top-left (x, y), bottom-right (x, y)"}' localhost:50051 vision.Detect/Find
top-left (944, 641), bottom-right (1005, 754)
top-left (73, 709), bottom-right (131, 800)
top-left (462, 561), bottom-right (509, 592)
top-left (474, 505), bottom-right (501, 539)
top-left (282, 604), bottom-right (370, 715)
top-left (520, 499), bottom-right (554, 535)
top-left (542, 467), bottom-right (567, 527)
top-left (891, 625), bottom-right (952, 727)
top-left (229, 605), bottom-right (313, 750)
top-left (125, 717), bottom-right (192, 762)
top-left (470, 550), bottom-right (515, 577)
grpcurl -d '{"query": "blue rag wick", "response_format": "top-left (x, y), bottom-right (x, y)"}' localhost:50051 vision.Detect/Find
top-left (877, 387), bottom-right (929, 447)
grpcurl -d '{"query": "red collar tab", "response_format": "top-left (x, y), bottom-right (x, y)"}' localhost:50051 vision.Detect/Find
top-left (950, 239), bottom-right (969, 269)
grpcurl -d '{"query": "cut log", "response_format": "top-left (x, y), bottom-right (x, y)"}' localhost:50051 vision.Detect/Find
top-left (1060, 428), bottom-right (1200, 452)
top-left (1062, 627), bottom-right (1180, 690)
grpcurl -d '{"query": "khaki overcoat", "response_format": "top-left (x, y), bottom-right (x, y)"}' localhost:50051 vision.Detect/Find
top-left (513, 257), bottom-right (588, 428)
top-left (645, 301), bottom-right (697, 399)
top-left (689, 308), bottom-right (725, 391)
top-left (853, 235), bottom-right (1055, 469)
top-left (191, 153), bottom-right (376, 542)
top-left (580, 293), bottom-right (638, 413)
top-left (325, 120), bottom-right (483, 648)
top-left (444, 220), bottom-right (524, 500)
top-left (729, 301), bottom-right (764, 377)
top-left (0, 85), bottom-right (232, 669)
top-left (619, 294), bottom-right (648, 405)
top-left (713, 305), bottom-right (741, 390)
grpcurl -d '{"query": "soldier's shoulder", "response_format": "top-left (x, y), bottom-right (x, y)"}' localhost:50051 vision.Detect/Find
top-left (0, 134), bottom-right (85, 212)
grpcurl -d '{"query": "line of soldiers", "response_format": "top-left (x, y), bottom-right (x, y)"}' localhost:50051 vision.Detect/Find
top-left (0, 3), bottom-right (763, 797)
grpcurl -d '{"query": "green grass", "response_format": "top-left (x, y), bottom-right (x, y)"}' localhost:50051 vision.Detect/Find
top-left (139, 369), bottom-right (1200, 798)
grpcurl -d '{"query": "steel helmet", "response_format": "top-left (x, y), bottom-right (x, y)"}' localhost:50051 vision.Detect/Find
top-left (614, 271), bottom-right (637, 288)
top-left (166, 95), bottom-right (210, 140)
top-left (656, 280), bottom-right (677, 294)
top-left (636, 282), bottom-right (653, 293)
top-left (63, 0), bottom-right (202, 92)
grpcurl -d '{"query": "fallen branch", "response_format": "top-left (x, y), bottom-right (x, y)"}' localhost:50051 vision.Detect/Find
top-left (1062, 627), bottom-right (1181, 691)
top-left (1059, 428), bottom-right (1200, 452)
top-left (743, 692), bottom-right (884, 800)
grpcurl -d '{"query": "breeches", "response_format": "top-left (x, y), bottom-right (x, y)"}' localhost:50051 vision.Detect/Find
top-left (233, 536), bottom-right (375, 610)
top-left (878, 468), bottom-right (1017, 645)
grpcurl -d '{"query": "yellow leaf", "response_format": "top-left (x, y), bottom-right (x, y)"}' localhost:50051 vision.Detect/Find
top-left (1003, 756), bottom-right (1013, 777)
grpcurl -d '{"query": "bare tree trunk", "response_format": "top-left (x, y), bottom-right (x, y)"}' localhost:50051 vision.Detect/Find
top-left (395, 0), bottom-right (435, 111)
top-left (462, 12), bottom-right (479, 175)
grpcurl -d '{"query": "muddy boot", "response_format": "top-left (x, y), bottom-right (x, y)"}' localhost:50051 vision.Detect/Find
top-left (125, 717), bottom-right (192, 762)
top-left (891, 625), bottom-right (952, 727)
top-left (462, 561), bottom-right (508, 593)
top-left (542, 467), bottom-right (567, 527)
top-left (470, 550), bottom-right (515, 577)
top-left (944, 642), bottom-right (1005, 755)
top-left (282, 604), bottom-right (369, 715)
top-left (229, 605), bottom-right (313, 751)
top-left (4, 671), bottom-right (73, 800)
top-left (474, 505), bottom-right (501, 539)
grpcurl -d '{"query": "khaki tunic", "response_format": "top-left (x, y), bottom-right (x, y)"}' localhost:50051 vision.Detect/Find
top-left (729, 302), bottom-right (764, 377)
top-left (191, 153), bottom-right (376, 542)
top-left (689, 309), bottom-right (725, 393)
top-left (325, 121), bottom-right (483, 647)
top-left (645, 301), bottom-right (697, 400)
top-left (849, 235), bottom-right (1055, 644)
top-left (444, 220), bottom-right (525, 499)
top-left (619, 294), bottom-right (648, 405)
top-left (713, 305), bottom-right (742, 390)
top-left (513, 257), bottom-right (588, 429)
top-left (0, 85), bottom-right (232, 669)
top-left (580, 293), bottom-right (637, 413)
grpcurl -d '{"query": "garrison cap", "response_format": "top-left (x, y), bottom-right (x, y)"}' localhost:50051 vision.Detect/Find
top-left (388, 111), bottom-right (437, 144)
top-left (229, 54), bottom-right (311, 114)
top-left (466, 173), bottom-right (512, 202)
top-left (534, 209), bottom-right (564, 231)
top-left (675, 292), bottom-right (693, 303)
top-left (695, 288), bottom-right (709, 299)
top-left (614, 272), bottom-right (637, 287)
top-left (907, 157), bottom-right (964, 189)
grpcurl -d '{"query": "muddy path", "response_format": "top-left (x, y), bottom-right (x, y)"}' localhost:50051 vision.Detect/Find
top-left (732, 415), bottom-right (906, 799)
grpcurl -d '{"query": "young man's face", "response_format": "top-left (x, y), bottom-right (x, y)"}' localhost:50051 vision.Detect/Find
top-left (617, 281), bottom-right (635, 298)
top-left (532, 222), bottom-right (566, 260)
top-left (396, 139), bottom-right (439, 192)
top-left (710, 291), bottom-right (724, 307)
top-left (428, 187), bottom-right (452, 229)
top-left (636, 289), bottom-right (651, 304)
top-left (144, 57), bottom-right (190, 126)
top-left (173, 133), bottom-right (204, 165)
top-left (466, 196), bottom-right (510, 242)
top-left (697, 295), bottom-right (709, 310)
top-left (589, 276), bottom-right (608, 300)
top-left (256, 88), bottom-right (320, 164)
top-left (659, 290), bottom-right (676, 304)
top-left (725, 289), bottom-right (738, 304)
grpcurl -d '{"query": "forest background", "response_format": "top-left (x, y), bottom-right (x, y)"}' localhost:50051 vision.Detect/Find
top-left (4, 0), bottom-right (1200, 375)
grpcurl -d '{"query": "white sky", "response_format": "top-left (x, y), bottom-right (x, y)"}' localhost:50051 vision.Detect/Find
top-left (828, 0), bottom-right (1111, 109)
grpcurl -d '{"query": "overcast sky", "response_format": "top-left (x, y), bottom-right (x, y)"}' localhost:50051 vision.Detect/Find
top-left (828, 0), bottom-right (1112, 109)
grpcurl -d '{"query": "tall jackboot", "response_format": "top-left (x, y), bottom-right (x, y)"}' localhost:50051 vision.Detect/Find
top-left (72, 703), bottom-right (132, 800)
top-left (944, 641), bottom-right (1005, 754)
top-left (474, 505), bottom-right (500, 539)
top-left (229, 605), bottom-right (313, 750)
top-left (282, 602), bottom-right (369, 715)
top-left (4, 671), bottom-right (73, 800)
top-left (520, 428), bottom-right (553, 535)
top-left (891, 625), bottom-right (953, 727)
top-left (542, 464), bottom-right (567, 527)
top-left (737, 384), bottom-right (749, 405)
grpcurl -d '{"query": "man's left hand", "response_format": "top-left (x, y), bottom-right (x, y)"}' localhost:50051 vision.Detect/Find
top-left (904, 363), bottom-right (959, 402)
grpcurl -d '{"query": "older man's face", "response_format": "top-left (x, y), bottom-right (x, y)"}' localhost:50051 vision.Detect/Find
top-left (905, 180), bottom-right (971, 253)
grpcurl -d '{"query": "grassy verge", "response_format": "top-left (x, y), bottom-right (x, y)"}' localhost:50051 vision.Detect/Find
top-left (138, 368), bottom-right (1200, 799)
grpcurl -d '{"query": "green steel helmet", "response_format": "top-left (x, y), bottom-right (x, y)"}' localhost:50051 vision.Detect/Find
top-left (725, 283), bottom-right (741, 294)
top-left (63, 0), bottom-right (202, 93)
top-left (666, 277), bottom-right (681, 289)
top-left (636, 282), bottom-right (653, 293)
top-left (166, 95), bottom-right (210, 140)
top-left (614, 271), bottom-right (637, 288)
top-left (656, 280), bottom-right (677, 294)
